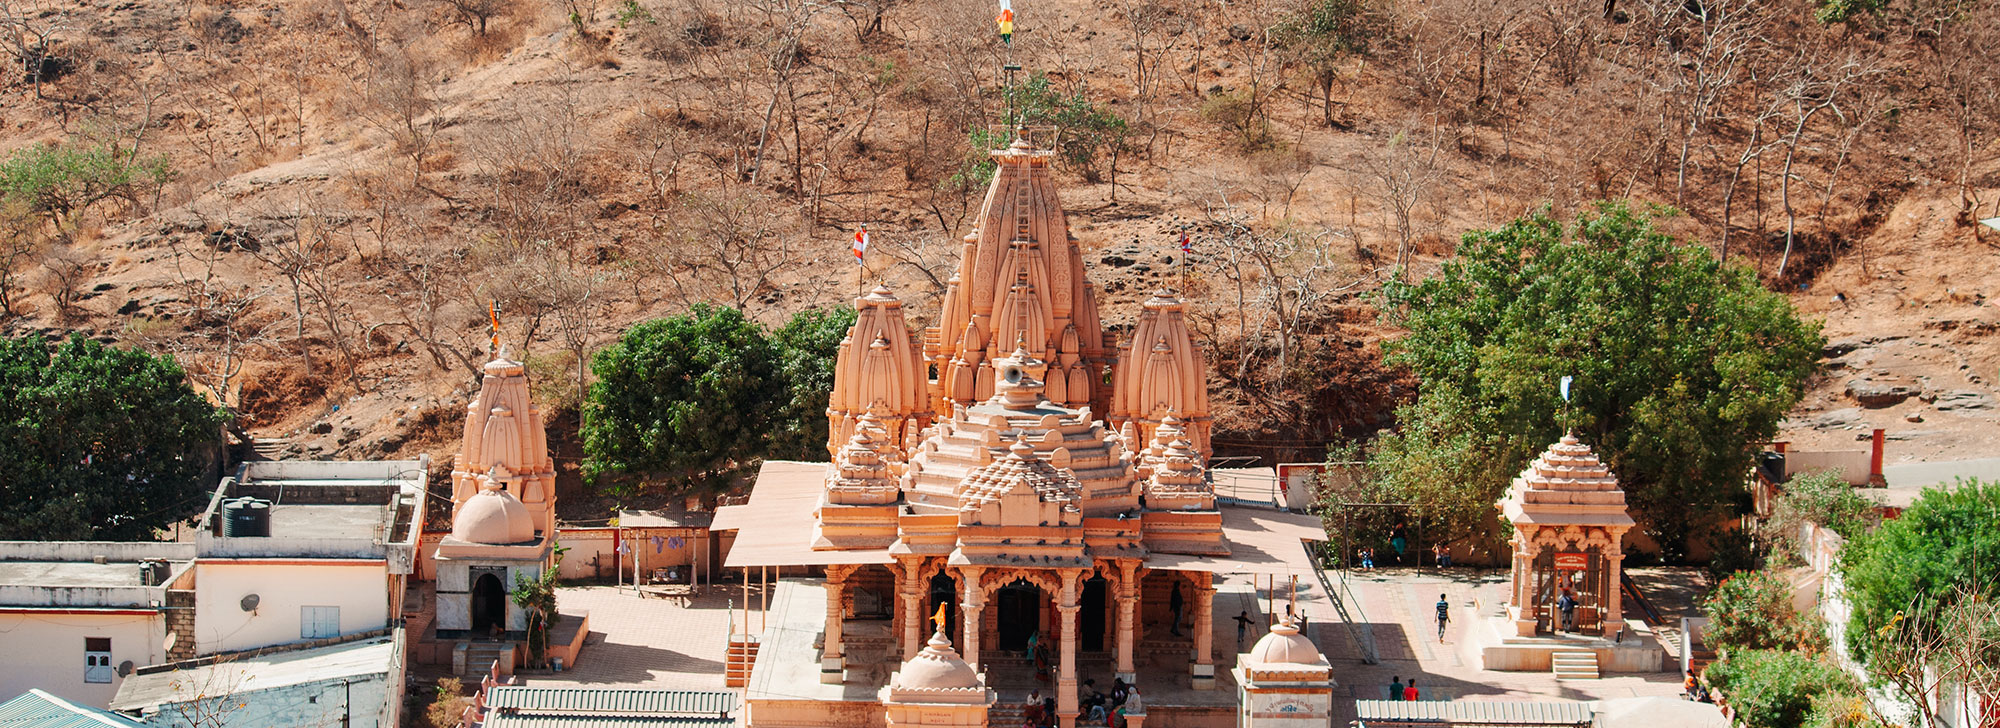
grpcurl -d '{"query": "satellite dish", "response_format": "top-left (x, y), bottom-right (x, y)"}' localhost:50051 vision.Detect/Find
top-left (240, 593), bottom-right (261, 612)
top-left (162, 632), bottom-right (177, 651)
top-left (117, 660), bottom-right (135, 677)
top-left (1003, 366), bottom-right (1023, 384)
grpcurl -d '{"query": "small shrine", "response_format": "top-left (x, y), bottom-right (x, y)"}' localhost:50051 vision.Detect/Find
top-left (1498, 435), bottom-right (1634, 637)
top-left (878, 627), bottom-right (995, 728)
top-left (434, 351), bottom-right (559, 647)
top-left (1233, 619), bottom-right (1334, 728)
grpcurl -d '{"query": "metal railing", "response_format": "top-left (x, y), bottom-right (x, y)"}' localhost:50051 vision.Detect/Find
top-left (1312, 542), bottom-right (1380, 664)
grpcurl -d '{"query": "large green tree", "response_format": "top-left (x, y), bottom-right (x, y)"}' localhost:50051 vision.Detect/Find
top-left (1705, 649), bottom-right (1865, 728)
top-left (582, 305), bottom-right (782, 494)
top-left (0, 334), bottom-right (228, 540)
top-left (1839, 480), bottom-right (2000, 668)
top-left (1366, 202), bottom-right (1822, 558)
top-left (767, 306), bottom-right (857, 461)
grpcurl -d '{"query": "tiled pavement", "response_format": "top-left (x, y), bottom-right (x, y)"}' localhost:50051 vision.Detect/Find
top-left (516, 585), bottom-right (751, 691)
top-left (1307, 566), bottom-right (1689, 723)
top-left (506, 568), bottom-right (1693, 715)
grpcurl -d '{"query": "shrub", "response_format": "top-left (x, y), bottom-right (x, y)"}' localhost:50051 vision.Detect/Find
top-left (1701, 570), bottom-right (1826, 653)
top-left (0, 138), bottom-right (171, 240)
top-left (1838, 479), bottom-right (2000, 667)
top-left (1705, 649), bottom-right (1862, 728)
top-left (1767, 469), bottom-right (1878, 546)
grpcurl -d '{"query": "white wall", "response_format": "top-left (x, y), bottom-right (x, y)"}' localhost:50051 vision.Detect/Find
top-left (135, 673), bottom-right (394, 728)
top-left (0, 610), bottom-right (165, 708)
top-left (193, 561), bottom-right (388, 654)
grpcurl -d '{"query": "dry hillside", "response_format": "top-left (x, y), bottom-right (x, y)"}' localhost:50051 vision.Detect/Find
top-left (1, 0), bottom-right (1996, 503)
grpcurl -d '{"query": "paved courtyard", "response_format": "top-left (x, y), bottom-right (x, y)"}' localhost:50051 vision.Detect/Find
top-left (509, 567), bottom-right (1700, 718)
top-left (516, 585), bottom-right (751, 691)
top-left (1297, 566), bottom-right (1696, 723)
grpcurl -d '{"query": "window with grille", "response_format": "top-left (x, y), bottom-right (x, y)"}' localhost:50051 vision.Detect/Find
top-left (84, 638), bottom-right (112, 683)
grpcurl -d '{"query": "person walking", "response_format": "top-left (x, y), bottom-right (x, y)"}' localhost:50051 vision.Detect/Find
top-left (1389, 675), bottom-right (1403, 701)
top-left (1435, 593), bottom-right (1450, 643)
top-left (1233, 611), bottom-right (1256, 650)
top-left (1558, 588), bottom-right (1578, 633)
top-left (1169, 583), bottom-right (1186, 636)
top-left (1404, 677), bottom-right (1419, 701)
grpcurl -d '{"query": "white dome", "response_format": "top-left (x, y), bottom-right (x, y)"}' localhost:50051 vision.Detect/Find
top-left (893, 631), bottom-right (981, 690)
top-left (451, 485), bottom-right (535, 544)
top-left (1247, 620), bottom-right (1325, 666)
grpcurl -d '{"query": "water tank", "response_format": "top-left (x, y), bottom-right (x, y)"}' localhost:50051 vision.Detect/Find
top-left (221, 498), bottom-right (271, 537)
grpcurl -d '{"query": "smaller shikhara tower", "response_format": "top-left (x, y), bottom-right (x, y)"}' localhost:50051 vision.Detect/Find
top-left (433, 350), bottom-right (558, 648)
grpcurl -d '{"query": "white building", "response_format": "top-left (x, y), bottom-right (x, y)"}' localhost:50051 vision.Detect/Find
top-left (190, 459), bottom-right (427, 655)
top-left (110, 631), bottom-right (405, 728)
top-left (0, 542), bottom-right (194, 708)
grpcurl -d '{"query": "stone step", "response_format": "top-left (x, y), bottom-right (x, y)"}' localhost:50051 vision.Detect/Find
top-left (1553, 650), bottom-right (1600, 680)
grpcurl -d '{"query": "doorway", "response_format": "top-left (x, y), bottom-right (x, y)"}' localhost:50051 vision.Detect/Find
top-left (995, 579), bottom-right (1044, 653)
top-left (1081, 576), bottom-right (1107, 652)
top-left (928, 572), bottom-right (958, 643)
top-left (471, 572), bottom-right (507, 638)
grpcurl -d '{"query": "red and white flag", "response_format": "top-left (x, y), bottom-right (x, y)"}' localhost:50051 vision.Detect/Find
top-left (852, 226), bottom-right (870, 264)
top-left (1179, 231), bottom-right (1193, 253)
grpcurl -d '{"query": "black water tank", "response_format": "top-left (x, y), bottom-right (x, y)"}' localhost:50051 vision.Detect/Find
top-left (221, 498), bottom-right (271, 537)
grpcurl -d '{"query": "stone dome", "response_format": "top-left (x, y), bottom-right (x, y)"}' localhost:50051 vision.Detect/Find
top-left (893, 631), bottom-right (982, 691)
top-left (451, 475), bottom-right (536, 544)
top-left (1247, 620), bottom-right (1326, 666)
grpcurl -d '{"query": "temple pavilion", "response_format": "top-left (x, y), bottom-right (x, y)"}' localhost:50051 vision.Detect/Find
top-left (717, 136), bottom-right (1327, 728)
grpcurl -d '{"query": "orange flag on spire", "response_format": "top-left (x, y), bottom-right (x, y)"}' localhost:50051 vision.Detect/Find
top-left (489, 301), bottom-right (500, 353)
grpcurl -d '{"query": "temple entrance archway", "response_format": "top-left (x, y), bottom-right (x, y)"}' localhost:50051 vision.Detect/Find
top-left (1081, 575), bottom-right (1107, 652)
top-left (994, 579), bottom-right (1046, 653)
top-left (471, 572), bottom-right (506, 637)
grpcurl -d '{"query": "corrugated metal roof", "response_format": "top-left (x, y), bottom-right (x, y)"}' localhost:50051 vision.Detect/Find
top-left (1355, 699), bottom-right (1596, 726)
top-left (484, 687), bottom-right (736, 715)
top-left (482, 715), bottom-right (733, 728)
top-left (0, 689), bottom-right (147, 727)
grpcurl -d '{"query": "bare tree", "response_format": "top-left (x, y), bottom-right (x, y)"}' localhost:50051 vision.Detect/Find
top-left (145, 234), bottom-right (280, 414)
top-left (0, 199), bottom-right (48, 318)
top-left (252, 197), bottom-right (367, 391)
top-left (1358, 121), bottom-right (1445, 279)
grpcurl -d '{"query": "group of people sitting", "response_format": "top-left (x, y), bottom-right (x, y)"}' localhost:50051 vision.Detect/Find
top-left (1682, 670), bottom-right (1717, 704)
top-left (1021, 678), bottom-right (1143, 728)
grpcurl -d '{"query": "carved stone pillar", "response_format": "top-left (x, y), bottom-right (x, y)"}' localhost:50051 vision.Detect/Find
top-left (900, 556), bottom-right (920, 660)
top-left (823, 564), bottom-right (853, 684)
top-left (1056, 571), bottom-right (1082, 728)
top-left (960, 567), bottom-right (985, 671)
top-left (1603, 549), bottom-right (1626, 637)
top-left (1116, 561), bottom-right (1138, 682)
top-left (1191, 573), bottom-right (1216, 689)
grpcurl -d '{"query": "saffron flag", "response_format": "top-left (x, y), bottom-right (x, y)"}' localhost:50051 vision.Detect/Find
top-left (997, 4), bottom-right (1014, 42)
top-left (1179, 231), bottom-right (1192, 253)
top-left (852, 226), bottom-right (870, 264)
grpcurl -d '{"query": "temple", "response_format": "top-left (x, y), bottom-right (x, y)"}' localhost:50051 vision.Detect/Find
top-left (432, 350), bottom-right (559, 664)
top-left (724, 135), bottom-right (1324, 728)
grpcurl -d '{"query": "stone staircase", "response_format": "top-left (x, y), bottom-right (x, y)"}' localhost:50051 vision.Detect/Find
top-left (726, 635), bottom-right (760, 688)
top-left (1552, 650), bottom-right (1600, 680)
top-left (989, 701), bottom-right (1029, 726)
top-left (459, 642), bottom-right (515, 677)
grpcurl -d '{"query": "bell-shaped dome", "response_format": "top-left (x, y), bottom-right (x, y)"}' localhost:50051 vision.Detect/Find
top-left (1247, 620), bottom-right (1326, 666)
top-left (893, 630), bottom-right (982, 691)
top-left (451, 471), bottom-right (536, 544)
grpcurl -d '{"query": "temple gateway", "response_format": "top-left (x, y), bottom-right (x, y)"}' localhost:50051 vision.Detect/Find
top-left (718, 136), bottom-right (1327, 728)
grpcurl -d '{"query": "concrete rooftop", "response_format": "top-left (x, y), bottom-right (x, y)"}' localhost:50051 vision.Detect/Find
top-left (0, 561), bottom-right (152, 588)
top-left (266, 504), bottom-right (385, 541)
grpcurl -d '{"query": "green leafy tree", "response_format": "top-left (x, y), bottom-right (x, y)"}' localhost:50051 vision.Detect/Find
top-left (0, 138), bottom-right (171, 241)
top-left (582, 305), bottom-right (781, 494)
top-left (767, 306), bottom-right (857, 461)
top-left (1706, 649), bottom-right (1865, 728)
top-left (958, 73), bottom-right (1129, 184)
top-left (1839, 480), bottom-right (2000, 668)
top-left (1366, 202), bottom-right (1822, 558)
top-left (0, 334), bottom-right (229, 540)
top-left (1275, 0), bottom-right (1380, 127)
top-left (1702, 570), bottom-right (1827, 653)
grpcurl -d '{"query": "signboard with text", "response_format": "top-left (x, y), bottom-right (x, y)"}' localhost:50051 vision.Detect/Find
top-left (1553, 552), bottom-right (1590, 571)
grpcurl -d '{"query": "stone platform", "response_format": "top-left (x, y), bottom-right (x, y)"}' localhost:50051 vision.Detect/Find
top-left (1472, 616), bottom-right (1666, 673)
top-left (747, 579), bottom-right (1252, 728)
